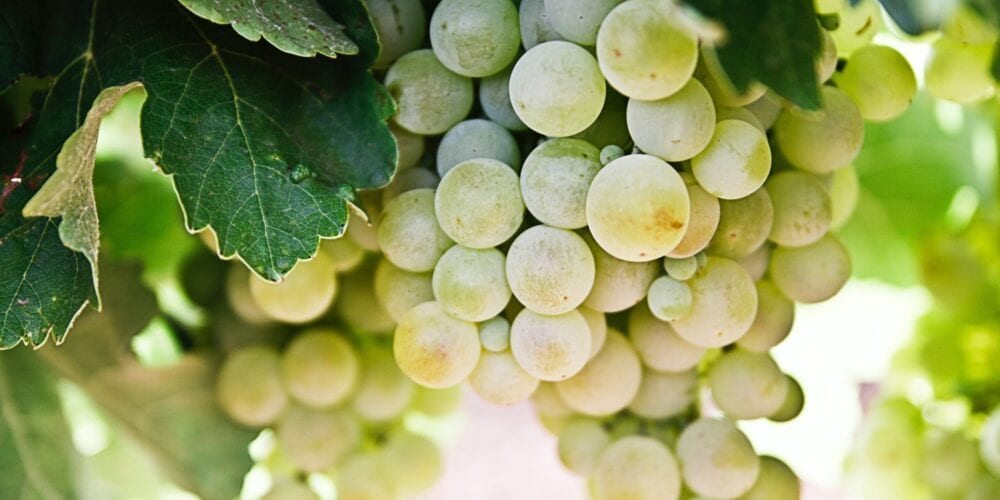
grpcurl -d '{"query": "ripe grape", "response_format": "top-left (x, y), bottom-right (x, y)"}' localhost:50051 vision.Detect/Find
top-left (773, 86), bottom-right (864, 174)
top-left (628, 305), bottom-right (704, 372)
top-left (429, 0), bottom-right (520, 77)
top-left (668, 173), bottom-right (720, 258)
top-left (692, 119), bottom-right (772, 200)
top-left (626, 79), bottom-right (716, 162)
top-left (738, 243), bottom-right (772, 282)
top-left (432, 245), bottom-right (511, 322)
top-left (582, 231), bottom-right (659, 313)
top-left (390, 123), bottom-right (426, 170)
top-left (663, 255), bottom-right (698, 281)
top-left (506, 225), bottom-right (595, 315)
top-left (479, 316), bottom-right (511, 353)
top-left (557, 417), bottom-right (611, 476)
top-left (821, 0), bottom-right (881, 56)
top-left (768, 375), bottom-right (804, 423)
top-left (393, 301), bottom-right (480, 388)
top-left (740, 456), bottom-right (801, 500)
top-left (769, 234), bottom-right (851, 303)
top-left (373, 258), bottom-right (434, 322)
top-left (280, 329), bottom-right (360, 408)
top-left (321, 236), bottom-right (364, 273)
top-left (671, 256), bottom-right (758, 348)
top-left (378, 188), bottom-right (453, 272)
top-left (479, 65), bottom-right (528, 131)
top-left (578, 306), bottom-right (607, 359)
top-left (715, 105), bottom-right (766, 133)
top-left (591, 436), bottom-right (682, 500)
top-left (435, 158), bottom-right (524, 248)
top-left (436, 119), bottom-right (522, 176)
top-left (216, 346), bottom-right (288, 426)
top-left (676, 418), bottom-right (760, 499)
top-left (412, 385), bottom-right (463, 416)
top-left (248, 252), bottom-right (337, 324)
top-left (737, 280), bottom-right (796, 353)
top-left (697, 50), bottom-right (766, 107)
top-left (827, 164), bottom-right (860, 229)
top-left (744, 91), bottom-right (783, 130)
top-left (469, 350), bottom-right (540, 405)
top-left (384, 49), bottom-right (473, 135)
top-left (518, 0), bottom-right (564, 49)
top-left (925, 36), bottom-right (996, 104)
top-left (708, 349), bottom-right (789, 420)
top-left (350, 347), bottom-right (414, 422)
top-left (369, 0), bottom-right (427, 68)
top-left (627, 368), bottom-right (697, 419)
top-left (646, 276), bottom-right (692, 322)
top-left (520, 138), bottom-right (603, 230)
top-left (276, 405), bottom-right (361, 472)
top-left (510, 308), bottom-right (592, 381)
top-left (380, 431), bottom-right (444, 495)
top-left (834, 44), bottom-right (916, 122)
top-left (766, 171), bottom-right (832, 248)
top-left (334, 452), bottom-right (397, 500)
top-left (543, 0), bottom-right (622, 46)
top-left (333, 264), bottom-right (396, 335)
top-left (555, 330), bottom-right (642, 416)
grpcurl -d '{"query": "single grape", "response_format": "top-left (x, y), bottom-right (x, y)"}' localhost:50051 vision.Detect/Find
top-left (773, 86), bottom-right (864, 174)
top-left (248, 252), bottom-right (337, 324)
top-left (591, 436), bottom-right (682, 500)
top-left (663, 255), bottom-right (698, 281)
top-left (350, 347), bottom-right (414, 422)
top-left (671, 256), bottom-right (758, 348)
top-left (391, 122), bottom-right (426, 170)
top-left (373, 258), bottom-right (435, 322)
top-left (737, 280), bottom-right (795, 353)
top-left (692, 119), bottom-right (772, 200)
top-left (469, 350), bottom-right (541, 405)
top-left (520, 138), bottom-right (602, 230)
top-left (320, 236), bottom-right (364, 273)
top-left (827, 164), bottom-right (859, 229)
top-left (276, 405), bottom-right (360, 472)
top-left (676, 418), bottom-right (760, 499)
top-left (429, 0), bottom-right (520, 77)
top-left (738, 243), bottom-right (772, 282)
top-left (628, 368), bottom-right (697, 419)
top-left (740, 456), bottom-right (801, 500)
top-left (626, 80), bottom-right (716, 162)
top-left (834, 44), bottom-right (916, 121)
top-left (518, 0), bottom-right (564, 49)
top-left (225, 265), bottom-right (272, 325)
top-left (378, 188), bottom-right (454, 272)
top-left (942, 4), bottom-right (998, 44)
top-left (216, 346), bottom-right (288, 426)
top-left (579, 306), bottom-right (607, 359)
top-left (479, 316), bottom-right (511, 353)
top-left (533, 382), bottom-right (575, 420)
top-left (925, 36), bottom-right (996, 104)
top-left (510, 308), bottom-right (592, 381)
top-left (506, 225), bottom-right (595, 315)
top-left (346, 210), bottom-right (379, 252)
top-left (381, 167), bottom-right (439, 205)
top-left (555, 330), bottom-right (642, 416)
top-left (599, 145), bottom-right (625, 165)
top-left (744, 91), bottom-right (783, 130)
top-left (766, 171), bottom-right (832, 247)
top-left (369, 0), bottom-right (427, 68)
top-left (647, 276), bottom-right (693, 322)
top-left (768, 375), bottom-right (804, 423)
top-left (393, 301), bottom-right (480, 388)
top-left (479, 65), bottom-right (528, 131)
top-left (770, 234), bottom-right (850, 303)
top-left (557, 418), bottom-right (611, 476)
top-left (385, 49), bottom-right (473, 135)
top-left (381, 431), bottom-right (443, 495)
top-left (582, 231), bottom-right (660, 313)
top-left (333, 264), bottom-right (396, 335)
top-left (280, 329), bottom-right (359, 408)
top-left (432, 245), bottom-right (511, 322)
top-left (668, 173), bottom-right (720, 258)
top-left (435, 158), bottom-right (524, 248)
top-left (708, 349), bottom-right (789, 420)
top-left (628, 305), bottom-right (705, 372)
top-left (544, 0), bottom-right (622, 46)
top-left (822, 0), bottom-right (882, 56)
top-left (436, 119), bottom-right (522, 176)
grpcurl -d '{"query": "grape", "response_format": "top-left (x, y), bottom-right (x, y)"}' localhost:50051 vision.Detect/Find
top-left (766, 171), bottom-right (832, 247)
top-left (708, 349), bottom-right (789, 420)
top-left (821, 0), bottom-right (881, 56)
top-left (663, 255), bottom-right (698, 281)
top-left (225, 265), bottom-right (273, 325)
top-left (925, 37), bottom-right (996, 104)
top-left (596, 0), bottom-right (698, 100)
top-left (506, 225), bottom-right (595, 315)
top-left (391, 123), bottom-right (426, 170)
top-left (627, 368), bottom-right (697, 419)
top-left (544, 0), bottom-right (622, 46)
top-left (378, 188), bottom-right (453, 272)
top-left (557, 418), bottom-right (611, 476)
top-left (346, 210), bottom-right (380, 252)
top-left (469, 350), bottom-right (541, 405)
top-left (676, 418), bottom-right (760, 499)
top-left (770, 234), bottom-right (850, 303)
top-left (381, 431), bottom-right (443, 495)
top-left (333, 264), bottom-right (396, 335)
top-left (385, 49), bottom-right (473, 135)
top-left (697, 50), bottom-right (766, 107)
top-left (276, 405), bottom-right (360, 471)
top-left (380, 167), bottom-right (439, 204)
top-left (248, 252), bottom-right (337, 324)
top-left (520, 138), bottom-right (602, 229)
top-left (216, 346), bottom-right (288, 426)
top-left (369, 0), bottom-right (427, 68)
top-left (827, 164), bottom-right (859, 229)
top-left (647, 276), bottom-right (692, 322)
top-left (350, 347), bottom-right (414, 422)
top-left (599, 145), bottom-right (624, 165)
top-left (555, 329), bottom-right (642, 416)
top-left (967, 476), bottom-right (1000, 500)
top-left (393, 301), bottom-right (480, 388)
top-left (942, 5), bottom-right (998, 44)
top-left (737, 243), bottom-right (772, 282)
top-left (834, 44), bottom-right (916, 122)
top-left (579, 306), bottom-right (607, 359)
top-left (373, 258), bottom-right (434, 322)
top-left (320, 237), bottom-right (364, 273)
top-left (740, 456), bottom-right (800, 500)
top-left (479, 316), bottom-right (511, 353)
top-left (586, 154), bottom-right (691, 262)
top-left (817, 28), bottom-right (838, 84)
top-left (436, 119), bottom-right (522, 176)
top-left (435, 158), bottom-right (524, 248)
top-left (737, 280), bottom-right (795, 353)
top-left (715, 105), bottom-right (765, 133)
top-left (921, 429), bottom-right (981, 495)
top-left (262, 478), bottom-right (318, 500)
top-left (582, 231), bottom-right (660, 313)
top-left (692, 119), bottom-right (772, 200)
top-left (412, 384), bottom-right (463, 416)
top-left (671, 256), bottom-right (758, 348)
top-left (428, 0), bottom-right (519, 77)
top-left (510, 308), bottom-right (591, 381)
top-left (668, 173), bottom-right (720, 258)
top-left (768, 375), bottom-right (804, 422)
top-left (591, 436), bottom-right (682, 500)
top-left (518, 0), bottom-right (564, 49)
top-left (335, 453), bottom-right (397, 500)
top-left (572, 89), bottom-right (631, 149)
top-left (280, 329), bottom-right (360, 408)
top-left (744, 91), bottom-right (782, 130)
top-left (626, 80), bottom-right (716, 162)
top-left (432, 245), bottom-right (511, 322)
top-left (479, 65), bottom-right (528, 131)
top-left (981, 408), bottom-right (1000, 476)
top-left (509, 41), bottom-right (606, 137)
top-left (628, 305), bottom-right (704, 372)
top-left (533, 382), bottom-right (574, 420)
top-left (773, 86), bottom-right (864, 174)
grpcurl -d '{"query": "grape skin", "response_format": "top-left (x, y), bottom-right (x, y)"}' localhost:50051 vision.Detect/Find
top-left (557, 417), bottom-right (611, 476)
top-left (432, 245), bottom-right (511, 322)
top-left (736, 280), bottom-right (796, 353)
top-left (676, 418), bottom-right (760, 499)
top-left (248, 252), bottom-right (337, 324)
top-left (280, 329), bottom-right (360, 408)
top-left (740, 456), bottom-right (801, 500)
top-left (671, 256), bottom-right (758, 348)
top-left (543, 0), bottom-right (622, 46)
top-left (510, 308), bottom-right (592, 381)
top-left (628, 305), bottom-right (704, 373)
top-left (766, 171), bottom-right (832, 248)
top-left (435, 158), bottom-right (524, 249)
top-left (350, 347), bottom-right (415, 422)
top-left (769, 234), bottom-right (851, 303)
top-left (582, 231), bottom-right (660, 313)
top-left (556, 330), bottom-right (642, 416)
top-left (469, 350), bottom-right (540, 405)
top-left (668, 173), bottom-right (720, 258)
top-left (833, 44), bottom-right (916, 122)
top-left (591, 436), bottom-right (682, 500)
top-left (646, 276), bottom-right (693, 322)
top-left (436, 119), bottom-right (522, 176)
top-left (369, 0), bottom-right (427, 69)
top-left (626, 79), bottom-right (716, 162)
top-left (373, 258), bottom-right (435, 322)
top-left (216, 346), bottom-right (288, 427)
top-left (520, 138), bottom-right (603, 230)
top-left (627, 368), bottom-right (697, 419)
top-left (384, 49), bottom-right (473, 135)
top-left (578, 306), bottom-right (607, 359)
top-left (479, 316), bottom-right (511, 353)
top-left (506, 225), bottom-right (595, 315)
top-left (479, 65), bottom-right (528, 131)
top-left (381, 431), bottom-right (444, 495)
top-left (393, 301), bottom-right (481, 388)
top-left (378, 188), bottom-right (454, 272)
top-left (276, 405), bottom-right (361, 472)
top-left (773, 86), bottom-right (864, 174)
top-left (768, 375), bottom-right (804, 423)
top-left (708, 349), bottom-right (789, 420)
top-left (518, 0), bottom-right (564, 50)
top-left (692, 119), bottom-right (772, 200)
top-left (429, 0), bottom-right (521, 78)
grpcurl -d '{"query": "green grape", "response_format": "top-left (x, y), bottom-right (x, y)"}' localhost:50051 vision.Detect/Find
top-left (374, 257), bottom-right (434, 322)
top-left (738, 243), bottom-right (772, 282)
top-left (378, 188), bottom-right (454, 272)
top-left (647, 276), bottom-right (693, 322)
top-left (626, 80), bottom-right (716, 162)
top-left (715, 105), bottom-right (765, 133)
top-left (346, 210), bottom-right (380, 252)
top-left (519, 0), bottom-right (564, 49)
top-left (479, 316), bottom-right (511, 353)
top-left (671, 256), bottom-right (758, 348)
top-left (572, 89), bottom-right (632, 149)
top-left (766, 171), bottom-right (832, 247)
top-left (469, 350), bottom-right (541, 405)
top-left (669, 173), bottom-right (721, 258)
top-left (276, 405), bottom-right (360, 472)
top-left (821, 0), bottom-right (881, 56)
top-left (579, 306), bottom-right (607, 359)
top-left (921, 429), bottom-right (981, 495)
top-left (225, 265), bottom-right (272, 325)
top-left (320, 237), bottom-right (364, 273)
top-left (435, 158), bottom-right (524, 248)
top-left (533, 382), bottom-right (574, 420)
top-left (350, 347), bottom-right (414, 422)
top-left (369, 0), bottom-right (427, 68)
top-left (555, 330), bottom-right (641, 416)
top-left (412, 384), bottom-right (463, 416)
top-left (391, 122), bottom-right (426, 170)
top-left (596, 0), bottom-right (698, 100)
top-left (770, 234), bottom-right (850, 303)
top-left (967, 475), bottom-right (1000, 500)
top-left (827, 164), bottom-right (859, 229)
top-left (333, 264), bottom-right (396, 335)
top-left (510, 308), bottom-right (592, 381)
top-left (428, 0), bottom-right (520, 77)
top-left (708, 349), bottom-right (789, 420)
top-left (557, 417), bottom-right (611, 476)
top-left (544, 0), bottom-right (622, 46)
top-left (663, 255), bottom-right (698, 281)
top-left (599, 145), bottom-right (625, 165)
top-left (216, 346), bottom-right (288, 426)
top-left (739, 456), bottom-right (800, 500)
top-left (393, 301), bottom-right (481, 388)
top-left (744, 91), bottom-right (782, 130)
top-left (509, 41), bottom-right (606, 137)
top-left (925, 37), bottom-right (996, 104)
top-left (942, 5), bottom-right (998, 44)
top-left (280, 329), bottom-right (360, 408)
top-left (262, 478), bottom-right (318, 500)
top-left (432, 245), bottom-right (510, 322)
top-left (692, 119), bottom-right (772, 200)
top-left (768, 375), bottom-right (804, 422)
top-left (774, 86), bottom-right (864, 174)
top-left (479, 65), bottom-right (528, 131)
top-left (520, 138), bottom-right (602, 229)
top-left (385, 49), bottom-right (473, 135)
top-left (817, 27), bottom-right (838, 84)
top-left (627, 368), bottom-right (697, 419)
top-left (592, 436), bottom-right (682, 500)
top-left (677, 418), bottom-right (760, 499)
top-left (436, 119), bottom-right (522, 176)
top-left (506, 225), bottom-right (595, 315)
top-left (737, 280), bottom-right (795, 353)
top-left (708, 187), bottom-right (774, 258)
top-left (586, 154), bottom-right (691, 261)
top-left (697, 50), bottom-right (766, 107)
top-left (381, 167), bottom-right (439, 205)
top-left (248, 252), bottom-right (337, 324)
top-left (834, 44), bottom-right (915, 122)
top-left (981, 408), bottom-right (1000, 476)
top-left (381, 430), bottom-right (443, 495)
top-left (582, 231), bottom-right (660, 313)
top-left (628, 305), bottom-right (704, 372)
top-left (334, 452), bottom-right (397, 500)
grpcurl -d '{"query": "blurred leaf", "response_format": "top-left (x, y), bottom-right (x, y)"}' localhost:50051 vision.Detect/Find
top-left (874, 0), bottom-right (948, 35)
top-left (0, 348), bottom-right (82, 499)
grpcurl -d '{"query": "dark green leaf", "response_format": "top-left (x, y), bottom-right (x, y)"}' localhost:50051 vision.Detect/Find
top-left (685, 0), bottom-right (823, 109)
top-left (0, 0), bottom-right (42, 91)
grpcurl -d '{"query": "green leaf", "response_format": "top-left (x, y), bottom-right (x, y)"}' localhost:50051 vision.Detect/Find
top-left (0, 0), bottom-right (42, 91)
top-left (37, 263), bottom-right (255, 499)
top-left (177, 0), bottom-right (360, 59)
top-left (685, 0), bottom-right (823, 110)
top-left (0, 348), bottom-right (82, 499)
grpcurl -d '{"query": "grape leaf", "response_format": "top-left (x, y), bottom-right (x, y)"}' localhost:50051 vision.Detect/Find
top-left (685, 0), bottom-right (823, 110)
top-left (0, 348), bottom-right (82, 499)
top-left (177, 0), bottom-right (360, 58)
